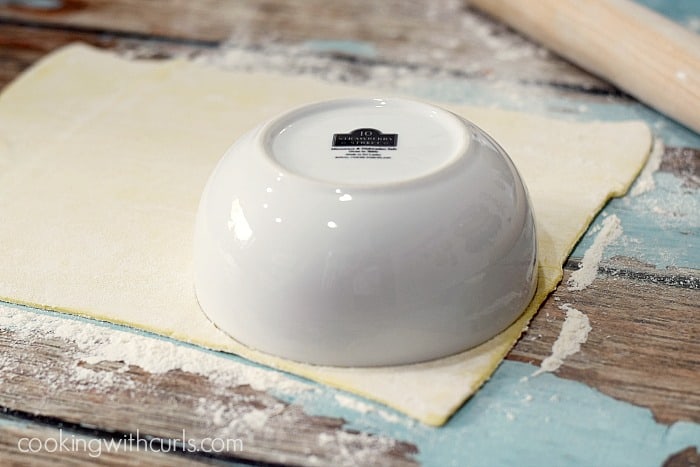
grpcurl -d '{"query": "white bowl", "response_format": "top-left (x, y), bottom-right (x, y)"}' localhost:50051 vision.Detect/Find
top-left (194, 98), bottom-right (537, 367)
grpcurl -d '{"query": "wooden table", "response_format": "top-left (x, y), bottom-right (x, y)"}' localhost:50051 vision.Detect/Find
top-left (1, 1), bottom-right (698, 465)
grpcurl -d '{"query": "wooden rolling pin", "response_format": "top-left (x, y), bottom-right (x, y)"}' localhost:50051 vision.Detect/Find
top-left (469, 0), bottom-right (700, 134)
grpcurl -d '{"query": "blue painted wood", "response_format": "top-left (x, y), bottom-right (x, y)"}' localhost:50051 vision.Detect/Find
top-left (10, 302), bottom-right (700, 465)
top-left (637, 0), bottom-right (700, 29)
top-left (272, 3), bottom-right (700, 463)
top-left (280, 361), bottom-right (700, 467)
top-left (268, 2), bottom-right (700, 460)
top-left (302, 39), bottom-right (378, 58)
top-left (2, 1), bottom-right (698, 465)
top-left (575, 173), bottom-right (699, 269)
top-left (401, 83), bottom-right (700, 270)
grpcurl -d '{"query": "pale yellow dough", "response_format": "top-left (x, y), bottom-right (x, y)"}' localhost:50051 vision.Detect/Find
top-left (0, 44), bottom-right (651, 426)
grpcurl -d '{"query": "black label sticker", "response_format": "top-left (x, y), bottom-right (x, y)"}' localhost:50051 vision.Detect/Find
top-left (332, 128), bottom-right (398, 148)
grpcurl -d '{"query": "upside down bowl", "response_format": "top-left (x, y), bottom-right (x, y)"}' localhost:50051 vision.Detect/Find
top-left (194, 97), bottom-right (537, 366)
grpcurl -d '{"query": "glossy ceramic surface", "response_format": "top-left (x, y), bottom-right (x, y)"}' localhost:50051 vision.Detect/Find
top-left (194, 98), bottom-right (537, 366)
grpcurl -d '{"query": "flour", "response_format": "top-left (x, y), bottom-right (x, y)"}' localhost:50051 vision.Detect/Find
top-left (317, 433), bottom-right (335, 446)
top-left (2, 302), bottom-right (413, 463)
top-left (332, 431), bottom-right (398, 466)
top-left (0, 43), bottom-right (653, 427)
top-left (568, 214), bottom-right (623, 291)
top-left (2, 303), bottom-right (414, 463)
top-left (195, 38), bottom-right (482, 97)
top-left (313, 431), bottom-right (400, 466)
top-left (0, 303), bottom-right (312, 395)
top-left (533, 304), bottom-right (591, 376)
top-left (685, 17), bottom-right (700, 33)
top-left (334, 394), bottom-right (375, 414)
top-left (330, 393), bottom-right (414, 427)
top-left (181, 5), bottom-right (548, 105)
top-left (630, 139), bottom-right (664, 197)
top-left (459, 11), bottom-right (545, 62)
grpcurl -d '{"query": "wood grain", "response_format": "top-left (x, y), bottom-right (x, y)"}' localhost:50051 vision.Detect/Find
top-left (663, 446), bottom-right (700, 467)
top-left (0, 24), bottom-right (212, 90)
top-left (0, 414), bottom-right (223, 466)
top-left (662, 147), bottom-right (700, 190)
top-left (0, 259), bottom-right (696, 464)
top-left (0, 1), bottom-right (699, 463)
top-left (0, 318), bottom-right (419, 466)
top-left (510, 259), bottom-right (700, 424)
top-left (0, 0), bottom-right (617, 93)
top-left (469, 0), bottom-right (700, 133)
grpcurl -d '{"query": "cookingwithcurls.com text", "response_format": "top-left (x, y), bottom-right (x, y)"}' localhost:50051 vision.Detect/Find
top-left (17, 429), bottom-right (243, 458)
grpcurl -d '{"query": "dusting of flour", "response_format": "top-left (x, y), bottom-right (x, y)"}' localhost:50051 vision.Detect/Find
top-left (533, 304), bottom-right (591, 376)
top-left (1, 304), bottom-right (311, 394)
top-left (567, 214), bottom-right (623, 291)
top-left (1, 304), bottom-right (412, 463)
top-left (630, 139), bottom-right (664, 197)
top-left (1, 303), bottom-right (414, 463)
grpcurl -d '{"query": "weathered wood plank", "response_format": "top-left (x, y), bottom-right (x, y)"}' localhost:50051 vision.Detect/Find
top-left (0, 0), bottom-right (615, 92)
top-left (1, 3), bottom-right (698, 463)
top-left (566, 143), bottom-right (699, 275)
top-left (663, 446), bottom-right (700, 467)
top-left (0, 305), bottom-right (419, 466)
top-left (0, 25), bottom-right (110, 88)
top-left (0, 24), bottom-right (211, 89)
top-left (509, 261), bottom-right (700, 424)
top-left (662, 146), bottom-right (699, 190)
top-left (0, 413), bottom-right (224, 466)
top-left (0, 258), bottom-right (697, 460)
